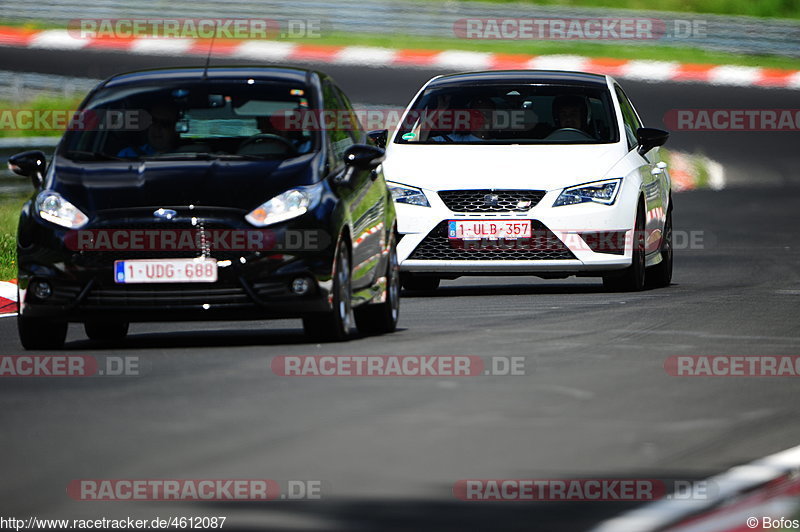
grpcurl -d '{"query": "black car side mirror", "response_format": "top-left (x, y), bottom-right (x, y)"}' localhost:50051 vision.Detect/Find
top-left (636, 128), bottom-right (669, 156)
top-left (8, 150), bottom-right (47, 189)
top-left (367, 129), bottom-right (388, 149)
top-left (344, 144), bottom-right (385, 170)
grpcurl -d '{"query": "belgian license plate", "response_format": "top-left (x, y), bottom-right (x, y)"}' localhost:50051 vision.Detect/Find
top-left (114, 258), bottom-right (218, 284)
top-left (448, 220), bottom-right (532, 240)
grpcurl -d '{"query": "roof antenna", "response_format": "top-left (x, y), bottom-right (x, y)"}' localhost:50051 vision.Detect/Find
top-left (202, 20), bottom-right (219, 79)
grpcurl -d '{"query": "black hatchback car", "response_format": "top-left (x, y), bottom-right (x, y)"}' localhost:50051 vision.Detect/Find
top-left (10, 66), bottom-right (399, 349)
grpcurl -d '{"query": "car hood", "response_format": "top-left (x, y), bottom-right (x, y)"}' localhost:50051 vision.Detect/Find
top-left (50, 154), bottom-right (318, 213)
top-left (383, 143), bottom-right (626, 192)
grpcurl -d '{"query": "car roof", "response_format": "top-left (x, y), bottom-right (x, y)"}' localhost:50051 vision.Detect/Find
top-left (426, 70), bottom-right (610, 89)
top-left (99, 66), bottom-right (318, 89)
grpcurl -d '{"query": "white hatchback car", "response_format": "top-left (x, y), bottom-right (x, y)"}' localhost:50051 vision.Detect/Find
top-left (376, 70), bottom-right (672, 292)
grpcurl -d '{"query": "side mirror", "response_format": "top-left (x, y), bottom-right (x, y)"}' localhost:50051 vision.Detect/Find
top-left (367, 129), bottom-right (388, 149)
top-left (8, 150), bottom-right (47, 189)
top-left (344, 144), bottom-right (385, 171)
top-left (636, 127), bottom-right (669, 156)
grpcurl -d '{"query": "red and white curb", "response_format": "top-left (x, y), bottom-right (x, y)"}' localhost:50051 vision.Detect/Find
top-left (1, 26), bottom-right (799, 89)
top-left (590, 444), bottom-right (800, 532)
top-left (0, 280), bottom-right (18, 317)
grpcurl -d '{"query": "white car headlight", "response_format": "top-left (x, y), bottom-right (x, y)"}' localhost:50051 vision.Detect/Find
top-left (246, 187), bottom-right (320, 227)
top-left (35, 191), bottom-right (88, 228)
top-left (386, 181), bottom-right (430, 207)
top-left (554, 178), bottom-right (622, 207)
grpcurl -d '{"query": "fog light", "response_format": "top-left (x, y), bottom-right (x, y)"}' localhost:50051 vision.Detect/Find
top-left (33, 281), bottom-right (52, 299)
top-left (291, 277), bottom-right (311, 295)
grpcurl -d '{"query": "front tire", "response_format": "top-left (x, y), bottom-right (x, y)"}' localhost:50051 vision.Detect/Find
top-left (303, 239), bottom-right (353, 342)
top-left (18, 315), bottom-right (68, 350)
top-left (603, 204), bottom-right (646, 292)
top-left (646, 207), bottom-right (673, 289)
top-left (355, 235), bottom-right (400, 335)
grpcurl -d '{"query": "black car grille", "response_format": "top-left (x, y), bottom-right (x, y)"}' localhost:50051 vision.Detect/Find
top-left (76, 278), bottom-right (296, 310)
top-left (409, 221), bottom-right (576, 261)
top-left (80, 284), bottom-right (253, 310)
top-left (75, 221), bottom-right (251, 264)
top-left (438, 190), bottom-right (546, 212)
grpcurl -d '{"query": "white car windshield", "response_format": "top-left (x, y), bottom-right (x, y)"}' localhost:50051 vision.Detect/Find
top-left (394, 83), bottom-right (619, 145)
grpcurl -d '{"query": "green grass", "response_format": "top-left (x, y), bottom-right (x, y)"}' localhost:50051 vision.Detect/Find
top-left (0, 96), bottom-right (83, 138)
top-left (1, 18), bottom-right (800, 71)
top-left (0, 191), bottom-right (28, 281)
top-left (421, 0), bottom-right (800, 19)
top-left (288, 31), bottom-right (800, 70)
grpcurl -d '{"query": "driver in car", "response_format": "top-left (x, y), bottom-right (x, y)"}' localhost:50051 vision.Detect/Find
top-left (430, 97), bottom-right (497, 142)
top-left (552, 94), bottom-right (590, 134)
top-left (238, 116), bottom-right (311, 155)
top-left (118, 104), bottom-right (180, 157)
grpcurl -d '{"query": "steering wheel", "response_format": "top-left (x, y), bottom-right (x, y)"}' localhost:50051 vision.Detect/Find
top-left (238, 134), bottom-right (298, 155)
top-left (545, 128), bottom-right (594, 141)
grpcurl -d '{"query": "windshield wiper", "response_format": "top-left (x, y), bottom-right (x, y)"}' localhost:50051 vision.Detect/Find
top-left (62, 150), bottom-right (125, 161)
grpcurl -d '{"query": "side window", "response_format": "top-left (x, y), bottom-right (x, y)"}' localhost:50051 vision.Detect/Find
top-left (615, 86), bottom-right (642, 151)
top-left (335, 86), bottom-right (365, 142)
top-left (322, 80), bottom-right (355, 170)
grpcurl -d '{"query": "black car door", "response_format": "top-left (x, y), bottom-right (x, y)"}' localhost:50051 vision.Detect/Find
top-left (322, 79), bottom-right (386, 291)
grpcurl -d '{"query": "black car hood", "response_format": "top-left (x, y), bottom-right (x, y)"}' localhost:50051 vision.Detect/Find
top-left (50, 153), bottom-right (319, 213)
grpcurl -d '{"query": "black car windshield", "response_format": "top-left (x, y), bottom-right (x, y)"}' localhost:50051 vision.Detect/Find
top-left (59, 80), bottom-right (318, 161)
top-left (393, 83), bottom-right (619, 145)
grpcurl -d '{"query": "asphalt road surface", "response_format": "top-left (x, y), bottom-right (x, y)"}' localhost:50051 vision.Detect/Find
top-left (1, 47), bottom-right (799, 531)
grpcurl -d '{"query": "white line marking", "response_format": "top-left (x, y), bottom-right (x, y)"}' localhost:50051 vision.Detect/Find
top-left (233, 40), bottom-right (296, 60)
top-left (29, 30), bottom-right (89, 50)
top-left (335, 46), bottom-right (396, 66)
top-left (527, 55), bottom-right (590, 72)
top-left (590, 443), bottom-right (800, 532)
top-left (621, 60), bottom-right (681, 82)
top-left (130, 38), bottom-right (194, 55)
top-left (707, 65), bottom-right (763, 86)
top-left (0, 282), bottom-right (17, 301)
top-left (432, 50), bottom-right (493, 70)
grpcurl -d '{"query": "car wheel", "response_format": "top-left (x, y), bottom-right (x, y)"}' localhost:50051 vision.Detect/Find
top-left (18, 315), bottom-right (68, 350)
top-left (303, 239), bottom-right (353, 342)
top-left (84, 320), bottom-right (129, 342)
top-left (355, 234), bottom-right (400, 335)
top-left (646, 207), bottom-right (673, 289)
top-left (401, 273), bottom-right (440, 292)
top-left (603, 204), bottom-right (646, 292)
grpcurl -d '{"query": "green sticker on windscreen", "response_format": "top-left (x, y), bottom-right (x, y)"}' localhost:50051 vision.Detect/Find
top-left (402, 133), bottom-right (416, 140)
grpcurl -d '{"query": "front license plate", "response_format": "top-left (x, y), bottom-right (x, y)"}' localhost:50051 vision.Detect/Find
top-left (448, 220), bottom-right (532, 240)
top-left (114, 258), bottom-right (218, 284)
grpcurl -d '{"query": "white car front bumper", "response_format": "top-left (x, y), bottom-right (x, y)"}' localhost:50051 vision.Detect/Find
top-left (396, 187), bottom-right (638, 275)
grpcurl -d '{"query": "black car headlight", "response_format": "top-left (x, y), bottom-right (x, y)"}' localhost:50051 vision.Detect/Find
top-left (246, 186), bottom-right (322, 227)
top-left (35, 191), bottom-right (89, 228)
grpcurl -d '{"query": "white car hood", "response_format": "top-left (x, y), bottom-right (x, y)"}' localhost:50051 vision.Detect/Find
top-left (383, 143), bottom-right (627, 192)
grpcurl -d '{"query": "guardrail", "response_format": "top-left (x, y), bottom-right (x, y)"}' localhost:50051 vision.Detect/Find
top-left (0, 70), bottom-right (98, 102)
top-left (1, 0), bottom-right (799, 57)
